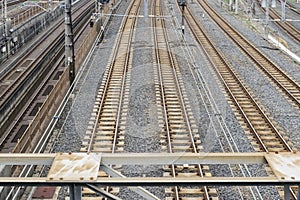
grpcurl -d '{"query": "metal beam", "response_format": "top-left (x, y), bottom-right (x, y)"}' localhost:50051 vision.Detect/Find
top-left (1, 152), bottom-right (300, 184)
top-left (0, 177), bottom-right (298, 186)
top-left (284, 185), bottom-right (290, 200)
top-left (101, 165), bottom-right (160, 200)
top-left (100, 152), bottom-right (267, 165)
top-left (0, 152), bottom-right (268, 165)
top-left (86, 184), bottom-right (122, 200)
top-left (0, 154), bottom-right (54, 165)
top-left (2, 152), bottom-right (300, 167)
top-left (69, 184), bottom-right (82, 200)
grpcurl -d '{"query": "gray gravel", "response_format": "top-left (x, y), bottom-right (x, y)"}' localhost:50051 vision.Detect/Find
top-left (120, 1), bottom-right (164, 199)
top-left (51, 0), bottom-right (130, 198)
top-left (162, 1), bottom-right (255, 198)
top-left (205, 0), bottom-right (300, 150)
top-left (52, 0), bottom-right (129, 152)
top-left (51, 0), bottom-right (300, 199)
top-left (187, 0), bottom-right (299, 199)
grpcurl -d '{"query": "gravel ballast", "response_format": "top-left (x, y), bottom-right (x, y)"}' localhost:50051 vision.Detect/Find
top-left (51, 0), bottom-right (300, 199)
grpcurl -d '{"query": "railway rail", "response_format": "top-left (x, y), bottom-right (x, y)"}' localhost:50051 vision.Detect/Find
top-left (200, 1), bottom-right (300, 111)
top-left (257, 0), bottom-right (300, 44)
top-left (0, 2), bottom-right (94, 197)
top-left (80, 0), bottom-right (217, 198)
top-left (0, 0), bottom-right (94, 154)
top-left (8, 3), bottom-right (48, 27)
top-left (186, 0), bottom-right (298, 198)
top-left (6, 1), bottom-right (114, 198)
top-left (0, 0), bottom-right (299, 200)
top-left (269, 10), bottom-right (300, 43)
top-left (152, 0), bottom-right (217, 199)
top-left (4, 0), bottom-right (26, 8)
top-left (2, 0), bottom-right (102, 198)
top-left (80, 0), bottom-right (141, 198)
top-left (285, 1), bottom-right (300, 16)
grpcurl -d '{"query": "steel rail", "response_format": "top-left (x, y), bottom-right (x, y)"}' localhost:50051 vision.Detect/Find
top-left (10, 14), bottom-right (91, 153)
top-left (189, 1), bottom-right (296, 198)
top-left (189, 0), bottom-right (292, 153)
top-left (153, 0), bottom-right (210, 199)
top-left (87, 0), bottom-right (140, 153)
top-left (285, 1), bottom-right (300, 15)
top-left (5, 8), bottom-right (94, 200)
top-left (0, 0), bottom-right (93, 143)
top-left (13, 3), bottom-right (116, 199)
top-left (85, 1), bottom-right (142, 198)
top-left (196, 0), bottom-right (293, 152)
top-left (0, 1), bottom-right (94, 150)
top-left (257, 0), bottom-right (300, 44)
top-left (200, 1), bottom-right (300, 111)
top-left (111, 1), bottom-right (139, 154)
top-left (268, 7), bottom-right (300, 43)
top-left (152, 0), bottom-right (178, 198)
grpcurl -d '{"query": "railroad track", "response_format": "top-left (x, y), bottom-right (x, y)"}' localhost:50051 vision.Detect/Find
top-left (186, 0), bottom-right (298, 198)
top-left (285, 1), bottom-right (300, 16)
top-left (80, 0), bottom-right (141, 198)
top-left (152, 0), bottom-right (217, 199)
top-left (199, 1), bottom-right (300, 111)
top-left (82, 0), bottom-right (139, 153)
top-left (3, 1), bottom-right (99, 199)
top-left (0, 0), bottom-right (94, 154)
top-left (6, 2), bottom-right (113, 198)
top-left (81, 0), bottom-right (217, 199)
top-left (256, 0), bottom-right (300, 44)
top-left (269, 10), bottom-right (300, 43)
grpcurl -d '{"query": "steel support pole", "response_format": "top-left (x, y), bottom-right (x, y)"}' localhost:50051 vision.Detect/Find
top-left (181, 4), bottom-right (185, 35)
top-left (281, 0), bottom-right (286, 21)
top-left (264, 0), bottom-right (269, 37)
top-left (101, 165), bottom-right (160, 200)
top-left (86, 184), bottom-right (121, 200)
top-left (284, 185), bottom-right (290, 200)
top-left (2, 0), bottom-right (9, 59)
top-left (229, 0), bottom-right (233, 11)
top-left (65, 0), bottom-right (75, 84)
top-left (297, 185), bottom-right (300, 200)
top-left (69, 184), bottom-right (82, 200)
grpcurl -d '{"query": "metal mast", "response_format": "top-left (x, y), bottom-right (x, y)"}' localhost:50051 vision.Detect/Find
top-left (2, 0), bottom-right (9, 58)
top-left (65, 0), bottom-right (75, 84)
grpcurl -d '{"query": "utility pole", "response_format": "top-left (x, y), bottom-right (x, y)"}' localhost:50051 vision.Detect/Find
top-left (265, 0), bottom-right (270, 36)
top-left (2, 0), bottom-right (9, 59)
top-left (65, 0), bottom-right (75, 84)
top-left (251, 0), bottom-right (255, 16)
top-left (180, 0), bottom-right (186, 36)
top-left (100, 3), bottom-right (103, 29)
top-left (281, 0), bottom-right (286, 21)
top-left (229, 0), bottom-right (233, 11)
top-left (262, 0), bottom-right (276, 37)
